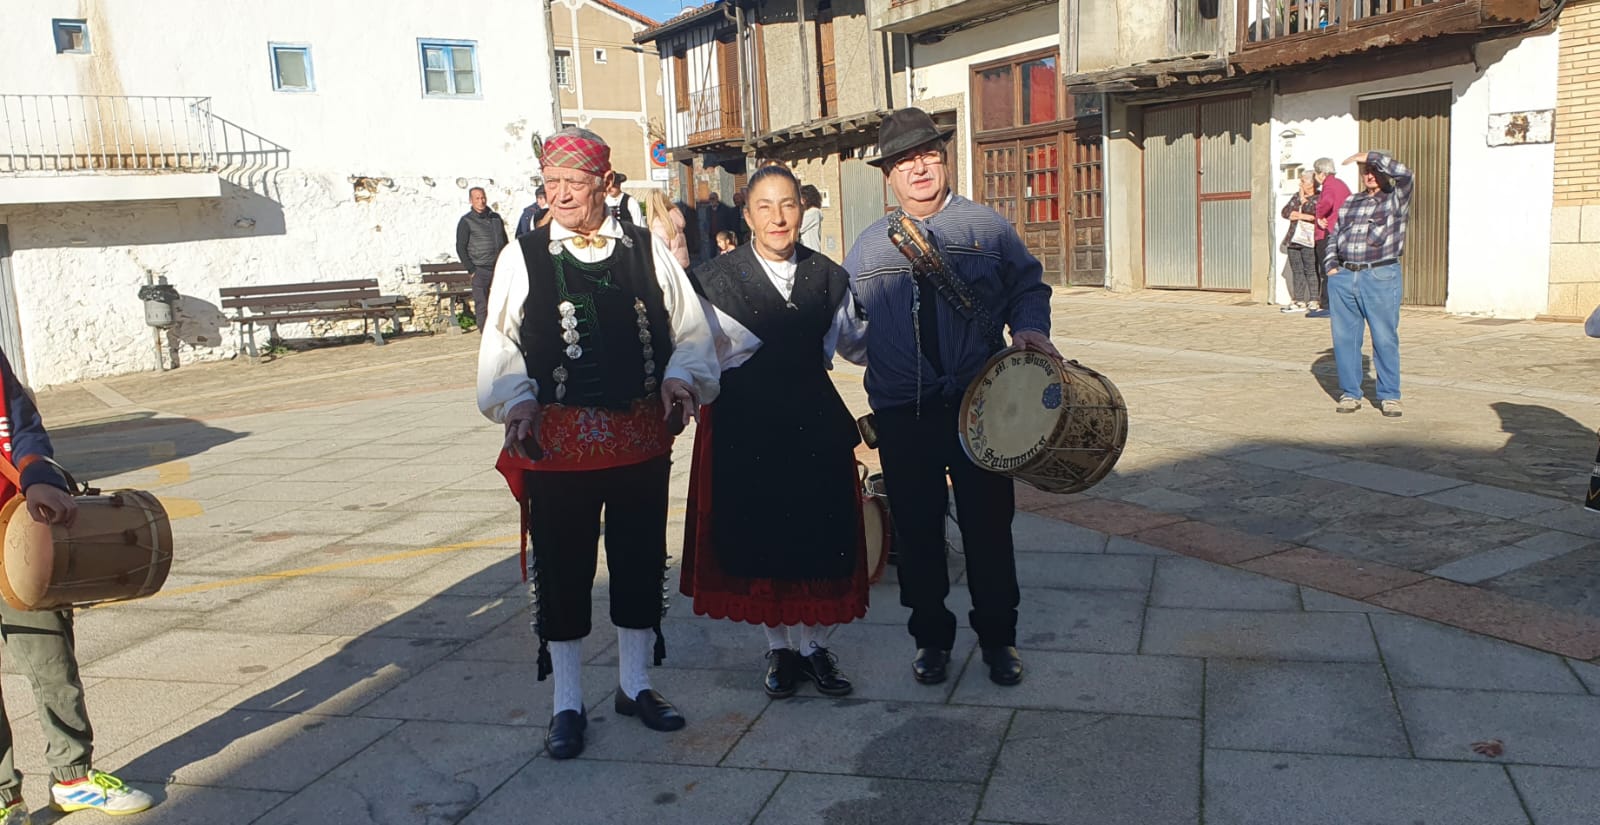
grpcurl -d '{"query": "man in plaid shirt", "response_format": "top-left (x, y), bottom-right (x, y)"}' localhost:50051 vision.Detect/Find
top-left (1323, 150), bottom-right (1414, 418)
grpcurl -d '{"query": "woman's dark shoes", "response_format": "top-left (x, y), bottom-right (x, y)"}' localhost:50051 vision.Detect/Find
top-left (912, 648), bottom-right (951, 684)
top-left (765, 648), bottom-right (801, 698)
top-left (982, 646), bottom-right (1024, 686)
top-left (798, 647), bottom-right (853, 696)
top-left (614, 688), bottom-right (687, 731)
top-left (545, 709), bottom-right (587, 759)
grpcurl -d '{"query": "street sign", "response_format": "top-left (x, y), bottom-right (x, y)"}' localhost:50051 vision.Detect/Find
top-left (650, 167), bottom-right (670, 182)
top-left (650, 141), bottom-right (668, 167)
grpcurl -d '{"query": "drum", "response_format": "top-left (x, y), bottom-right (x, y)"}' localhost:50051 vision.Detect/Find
top-left (858, 465), bottom-right (893, 585)
top-left (0, 489), bottom-right (174, 611)
top-left (959, 348), bottom-right (1128, 495)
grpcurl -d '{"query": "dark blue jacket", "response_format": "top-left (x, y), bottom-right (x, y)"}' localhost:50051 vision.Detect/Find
top-left (0, 348), bottom-right (68, 493)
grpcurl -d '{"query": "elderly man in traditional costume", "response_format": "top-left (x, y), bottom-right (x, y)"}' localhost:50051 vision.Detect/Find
top-left (843, 108), bottom-right (1057, 688)
top-left (478, 128), bottom-right (719, 760)
top-left (680, 164), bottom-right (869, 699)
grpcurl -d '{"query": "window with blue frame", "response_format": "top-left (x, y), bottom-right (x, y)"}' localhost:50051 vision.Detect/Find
top-left (52, 19), bottom-right (89, 54)
top-left (270, 44), bottom-right (315, 92)
top-left (418, 40), bottom-right (480, 97)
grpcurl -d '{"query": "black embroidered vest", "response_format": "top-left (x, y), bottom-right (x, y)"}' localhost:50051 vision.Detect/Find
top-left (517, 224), bottom-right (674, 409)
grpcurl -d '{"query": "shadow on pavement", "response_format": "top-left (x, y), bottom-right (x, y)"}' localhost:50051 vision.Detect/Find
top-left (1309, 349), bottom-right (1372, 401)
top-left (49, 414), bottom-right (247, 481)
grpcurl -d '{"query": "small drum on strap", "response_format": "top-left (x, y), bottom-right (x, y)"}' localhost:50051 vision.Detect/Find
top-left (959, 348), bottom-right (1128, 495)
top-left (0, 461), bottom-right (173, 611)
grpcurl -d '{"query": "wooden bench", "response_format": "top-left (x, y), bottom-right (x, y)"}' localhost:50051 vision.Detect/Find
top-left (420, 262), bottom-right (474, 332)
top-left (220, 279), bottom-right (411, 360)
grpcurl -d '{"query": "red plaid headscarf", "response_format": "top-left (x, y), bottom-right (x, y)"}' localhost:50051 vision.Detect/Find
top-left (542, 127), bottom-right (611, 178)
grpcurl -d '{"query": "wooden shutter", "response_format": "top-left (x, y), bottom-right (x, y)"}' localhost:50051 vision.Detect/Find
top-left (717, 34), bottom-right (740, 136)
top-left (818, 2), bottom-right (837, 117)
top-left (673, 52), bottom-right (689, 111)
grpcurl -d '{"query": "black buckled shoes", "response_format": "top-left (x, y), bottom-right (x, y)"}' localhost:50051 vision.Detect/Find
top-left (912, 648), bottom-right (951, 685)
top-left (545, 709), bottom-right (587, 760)
top-left (765, 648), bottom-right (802, 698)
top-left (982, 646), bottom-right (1024, 686)
top-left (798, 648), bottom-right (853, 697)
top-left (615, 688), bottom-right (687, 732)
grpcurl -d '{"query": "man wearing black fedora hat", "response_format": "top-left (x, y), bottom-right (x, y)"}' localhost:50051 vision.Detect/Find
top-left (843, 107), bottom-right (1058, 688)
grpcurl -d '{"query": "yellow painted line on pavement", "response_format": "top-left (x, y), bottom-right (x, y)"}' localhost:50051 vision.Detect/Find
top-left (132, 534), bottom-right (521, 604)
top-left (131, 505), bottom-right (692, 602)
top-left (157, 497), bottom-right (205, 520)
top-left (154, 461), bottom-right (191, 486)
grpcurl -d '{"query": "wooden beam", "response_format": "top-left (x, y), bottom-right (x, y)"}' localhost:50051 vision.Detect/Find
top-left (1231, 0), bottom-right (1491, 73)
top-left (1275, 38), bottom-right (1473, 94)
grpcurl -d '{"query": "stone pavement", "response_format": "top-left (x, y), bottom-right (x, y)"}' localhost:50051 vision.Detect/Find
top-left (7, 291), bottom-right (1598, 824)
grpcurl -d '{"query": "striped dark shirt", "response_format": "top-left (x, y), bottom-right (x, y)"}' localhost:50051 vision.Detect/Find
top-left (843, 194), bottom-right (1053, 411)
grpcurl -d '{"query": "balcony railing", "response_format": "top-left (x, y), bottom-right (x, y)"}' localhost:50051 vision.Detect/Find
top-left (1, 94), bottom-right (217, 174)
top-left (685, 85), bottom-right (744, 146)
top-left (1244, 0), bottom-right (1454, 44)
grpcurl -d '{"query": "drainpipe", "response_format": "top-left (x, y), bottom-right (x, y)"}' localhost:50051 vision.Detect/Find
top-left (903, 34), bottom-right (914, 106)
top-left (544, 0), bottom-right (562, 134)
top-left (797, 0), bottom-right (812, 124)
top-left (735, 2), bottom-right (751, 138)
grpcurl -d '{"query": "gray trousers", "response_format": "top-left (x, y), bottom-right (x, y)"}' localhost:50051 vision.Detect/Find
top-left (0, 604), bottom-right (93, 803)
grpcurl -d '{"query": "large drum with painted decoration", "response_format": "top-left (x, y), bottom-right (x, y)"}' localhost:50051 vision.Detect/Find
top-left (958, 348), bottom-right (1128, 495)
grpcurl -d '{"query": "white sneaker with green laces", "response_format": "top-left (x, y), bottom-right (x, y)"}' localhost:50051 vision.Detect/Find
top-left (0, 800), bottom-right (30, 825)
top-left (50, 771), bottom-right (152, 816)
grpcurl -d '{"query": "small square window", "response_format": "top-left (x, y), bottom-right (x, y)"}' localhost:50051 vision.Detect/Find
top-left (593, 48), bottom-right (607, 64)
top-left (270, 44), bottom-right (315, 92)
top-left (554, 50), bottom-right (572, 87)
top-left (419, 39), bottom-right (480, 97)
top-left (52, 19), bottom-right (89, 54)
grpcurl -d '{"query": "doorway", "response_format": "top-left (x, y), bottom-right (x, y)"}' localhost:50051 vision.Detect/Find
top-left (1359, 88), bottom-right (1451, 306)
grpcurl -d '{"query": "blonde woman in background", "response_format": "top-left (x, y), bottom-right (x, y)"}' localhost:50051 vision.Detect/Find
top-left (647, 188), bottom-right (690, 270)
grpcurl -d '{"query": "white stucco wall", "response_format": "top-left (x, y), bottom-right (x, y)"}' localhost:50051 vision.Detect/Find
top-left (0, 0), bottom-right (558, 386)
top-left (1270, 31), bottom-right (1558, 317)
top-left (909, 5), bottom-right (1059, 196)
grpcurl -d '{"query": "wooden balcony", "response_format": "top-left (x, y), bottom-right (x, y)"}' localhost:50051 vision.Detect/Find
top-left (684, 85), bottom-right (745, 148)
top-left (1234, 0), bottom-right (1540, 72)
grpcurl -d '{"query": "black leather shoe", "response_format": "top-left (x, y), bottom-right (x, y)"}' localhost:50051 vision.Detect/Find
top-left (798, 647), bottom-right (853, 697)
top-left (912, 648), bottom-right (951, 685)
top-left (982, 646), bottom-right (1024, 686)
top-left (765, 648), bottom-right (801, 698)
top-left (545, 709), bottom-right (586, 759)
top-left (614, 688), bottom-right (687, 732)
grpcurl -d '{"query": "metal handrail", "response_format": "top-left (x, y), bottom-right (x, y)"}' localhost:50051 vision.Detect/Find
top-left (1241, 0), bottom-right (1457, 44)
top-left (0, 94), bottom-right (217, 174)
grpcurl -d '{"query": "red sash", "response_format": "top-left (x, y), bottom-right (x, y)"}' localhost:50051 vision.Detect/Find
top-left (496, 396), bottom-right (675, 581)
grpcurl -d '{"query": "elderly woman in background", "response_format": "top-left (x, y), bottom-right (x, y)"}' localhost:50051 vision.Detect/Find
top-left (647, 188), bottom-right (690, 270)
top-left (1281, 169), bottom-right (1320, 314)
top-left (799, 185), bottom-right (824, 252)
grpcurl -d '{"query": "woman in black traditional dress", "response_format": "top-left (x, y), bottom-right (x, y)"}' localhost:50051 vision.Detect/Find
top-left (681, 165), bottom-right (870, 697)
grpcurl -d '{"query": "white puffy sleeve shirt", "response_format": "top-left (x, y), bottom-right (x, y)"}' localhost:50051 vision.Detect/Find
top-left (477, 216), bottom-right (721, 423)
top-left (701, 253), bottom-right (869, 372)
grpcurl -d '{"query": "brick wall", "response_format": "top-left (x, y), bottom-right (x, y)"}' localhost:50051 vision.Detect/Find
top-left (1549, 0), bottom-right (1600, 318)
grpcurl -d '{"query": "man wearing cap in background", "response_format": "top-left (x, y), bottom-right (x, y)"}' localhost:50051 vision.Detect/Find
top-left (477, 127), bottom-right (719, 760)
top-left (1323, 150), bottom-right (1415, 418)
top-left (842, 108), bottom-right (1057, 689)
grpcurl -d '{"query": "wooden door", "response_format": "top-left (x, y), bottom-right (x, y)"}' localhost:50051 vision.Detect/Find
top-left (1067, 129), bottom-right (1106, 286)
top-left (979, 141), bottom-right (1021, 227)
top-left (1359, 90), bottom-right (1450, 306)
top-left (1021, 137), bottom-right (1064, 282)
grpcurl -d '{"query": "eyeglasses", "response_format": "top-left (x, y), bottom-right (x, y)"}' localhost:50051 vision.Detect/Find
top-left (891, 150), bottom-right (944, 172)
top-left (544, 176), bottom-right (598, 192)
